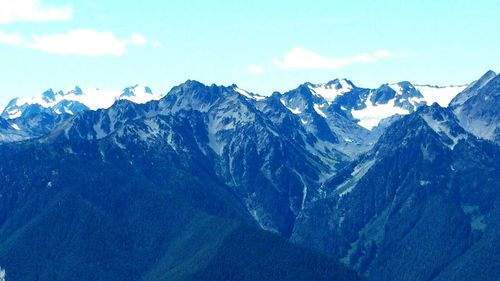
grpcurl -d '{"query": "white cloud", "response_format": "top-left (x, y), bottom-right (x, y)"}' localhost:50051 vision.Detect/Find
top-left (29, 29), bottom-right (127, 56)
top-left (0, 29), bottom-right (156, 56)
top-left (273, 47), bottom-right (404, 70)
top-left (248, 64), bottom-right (264, 74)
top-left (0, 0), bottom-right (73, 24)
top-left (127, 33), bottom-right (163, 49)
top-left (27, 29), bottom-right (151, 56)
top-left (0, 31), bottom-right (22, 45)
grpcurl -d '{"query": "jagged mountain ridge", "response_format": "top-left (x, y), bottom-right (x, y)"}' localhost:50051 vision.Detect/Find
top-left (0, 77), bottom-right (466, 148)
top-left (291, 103), bottom-right (500, 281)
top-left (44, 80), bottom-right (350, 235)
top-left (0, 73), bottom-right (495, 238)
top-left (0, 85), bottom-right (162, 143)
top-left (1, 85), bottom-right (161, 120)
top-left (0, 71), bottom-right (498, 281)
top-left (3, 75), bottom-right (469, 239)
top-left (302, 78), bottom-right (466, 129)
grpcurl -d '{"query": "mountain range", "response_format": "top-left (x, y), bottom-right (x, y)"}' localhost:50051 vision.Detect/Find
top-left (0, 70), bottom-right (498, 281)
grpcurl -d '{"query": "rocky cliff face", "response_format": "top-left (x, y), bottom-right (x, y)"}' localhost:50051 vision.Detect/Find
top-left (451, 71), bottom-right (500, 144)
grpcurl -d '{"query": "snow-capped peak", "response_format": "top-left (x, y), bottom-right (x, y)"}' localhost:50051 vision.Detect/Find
top-left (232, 85), bottom-right (266, 101)
top-left (1, 85), bottom-right (163, 119)
top-left (308, 79), bottom-right (355, 102)
top-left (41, 89), bottom-right (61, 103)
top-left (350, 81), bottom-right (467, 130)
top-left (66, 86), bottom-right (84, 96)
top-left (118, 85), bottom-right (161, 104)
top-left (388, 81), bottom-right (420, 97)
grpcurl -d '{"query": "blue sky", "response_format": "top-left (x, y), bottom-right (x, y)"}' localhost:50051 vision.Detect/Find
top-left (0, 0), bottom-right (499, 105)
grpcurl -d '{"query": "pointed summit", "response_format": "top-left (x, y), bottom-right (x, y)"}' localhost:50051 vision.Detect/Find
top-left (41, 89), bottom-right (57, 103)
top-left (389, 81), bottom-right (423, 99)
top-left (450, 70), bottom-right (497, 107)
top-left (482, 69), bottom-right (497, 79)
top-left (325, 78), bottom-right (356, 90)
top-left (160, 80), bottom-right (241, 113)
top-left (308, 78), bottom-right (356, 102)
top-left (66, 86), bottom-right (84, 96)
top-left (118, 85), bottom-right (159, 104)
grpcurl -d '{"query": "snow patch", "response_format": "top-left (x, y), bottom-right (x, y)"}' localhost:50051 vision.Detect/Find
top-left (388, 84), bottom-right (404, 95)
top-left (2, 85), bottom-right (163, 119)
top-left (8, 109), bottom-right (21, 119)
top-left (280, 98), bottom-right (302, 114)
top-left (289, 107), bottom-right (302, 114)
top-left (313, 103), bottom-right (327, 118)
top-left (10, 123), bottom-right (21, 131)
top-left (352, 93), bottom-right (409, 130)
top-left (414, 85), bottom-right (467, 107)
top-left (234, 86), bottom-right (265, 101)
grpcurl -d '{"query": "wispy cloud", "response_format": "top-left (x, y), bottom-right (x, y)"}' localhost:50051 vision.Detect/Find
top-left (28, 29), bottom-right (148, 56)
top-left (0, 29), bottom-right (160, 56)
top-left (0, 0), bottom-right (73, 24)
top-left (125, 32), bottom-right (148, 46)
top-left (0, 2), bottom-right (161, 55)
top-left (273, 47), bottom-right (410, 70)
top-left (248, 64), bottom-right (264, 74)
